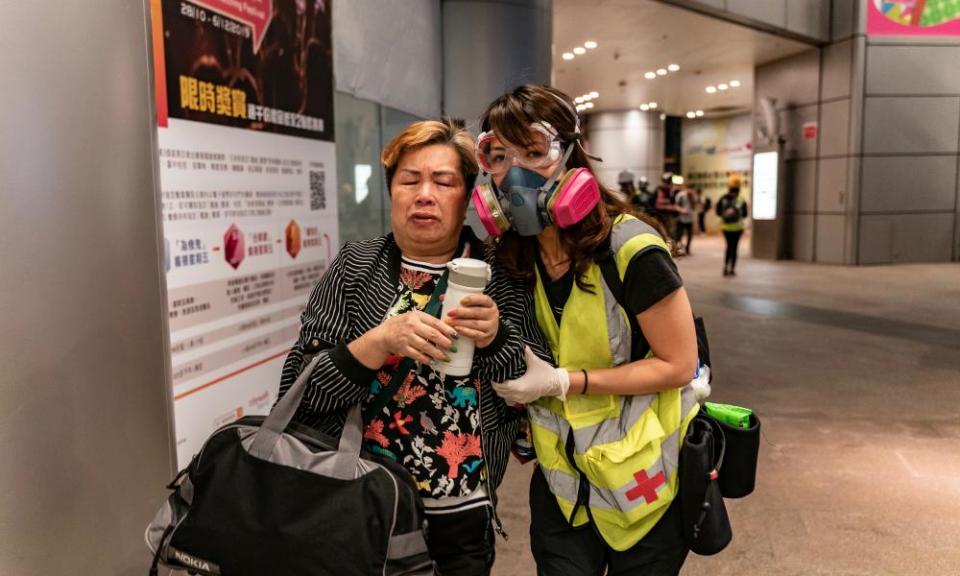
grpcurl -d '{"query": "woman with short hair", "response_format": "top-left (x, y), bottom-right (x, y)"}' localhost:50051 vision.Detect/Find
top-left (279, 119), bottom-right (551, 575)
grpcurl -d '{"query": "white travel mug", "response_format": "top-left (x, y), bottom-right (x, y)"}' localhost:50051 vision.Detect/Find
top-left (437, 258), bottom-right (491, 376)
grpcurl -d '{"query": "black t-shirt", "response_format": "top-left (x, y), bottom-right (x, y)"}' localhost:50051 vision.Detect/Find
top-left (537, 248), bottom-right (683, 335)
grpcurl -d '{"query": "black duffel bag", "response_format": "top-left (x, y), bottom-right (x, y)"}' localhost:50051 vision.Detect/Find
top-left (145, 354), bottom-right (433, 576)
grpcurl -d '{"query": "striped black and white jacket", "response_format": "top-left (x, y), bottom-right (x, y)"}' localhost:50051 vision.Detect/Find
top-left (277, 229), bottom-right (552, 494)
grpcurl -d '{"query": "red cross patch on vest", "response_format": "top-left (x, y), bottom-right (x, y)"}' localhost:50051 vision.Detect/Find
top-left (625, 469), bottom-right (666, 504)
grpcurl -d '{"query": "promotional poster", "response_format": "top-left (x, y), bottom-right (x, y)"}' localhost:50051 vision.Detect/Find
top-left (151, 0), bottom-right (337, 464)
top-left (868, 0), bottom-right (960, 36)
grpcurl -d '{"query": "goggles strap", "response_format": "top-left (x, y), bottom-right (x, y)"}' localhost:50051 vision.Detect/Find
top-left (542, 141), bottom-right (577, 193)
top-left (542, 92), bottom-right (604, 163)
top-left (578, 141), bottom-right (603, 163)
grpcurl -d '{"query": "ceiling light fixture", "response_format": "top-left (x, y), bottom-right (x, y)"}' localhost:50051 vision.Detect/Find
top-left (589, 91), bottom-right (599, 98)
top-left (573, 46), bottom-right (586, 55)
top-left (686, 111), bottom-right (696, 119)
top-left (667, 64), bottom-right (680, 72)
top-left (640, 104), bottom-right (650, 111)
top-left (582, 94), bottom-right (593, 101)
top-left (584, 41), bottom-right (598, 49)
top-left (730, 80), bottom-right (741, 88)
top-left (656, 68), bottom-right (668, 76)
top-left (562, 52), bottom-right (574, 61)
top-left (718, 83), bottom-right (729, 91)
top-left (584, 102), bottom-right (594, 109)
top-left (648, 102), bottom-right (658, 109)
top-left (705, 86), bottom-right (717, 94)
top-left (574, 96), bottom-right (584, 104)
top-left (695, 110), bottom-right (704, 117)
top-left (644, 71), bottom-right (657, 80)
top-left (660, 113), bottom-right (666, 120)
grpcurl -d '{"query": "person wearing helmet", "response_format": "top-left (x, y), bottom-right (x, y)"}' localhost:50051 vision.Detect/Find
top-left (617, 169), bottom-right (637, 200)
top-left (715, 176), bottom-right (748, 276)
top-left (472, 84), bottom-right (699, 575)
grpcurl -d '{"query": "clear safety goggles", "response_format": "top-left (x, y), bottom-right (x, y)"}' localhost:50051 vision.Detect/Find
top-left (476, 122), bottom-right (564, 175)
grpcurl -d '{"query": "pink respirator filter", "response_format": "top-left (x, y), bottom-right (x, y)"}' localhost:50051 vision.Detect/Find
top-left (472, 184), bottom-right (508, 237)
top-left (549, 168), bottom-right (600, 228)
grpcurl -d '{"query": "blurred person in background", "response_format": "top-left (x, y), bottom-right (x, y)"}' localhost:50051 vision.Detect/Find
top-left (695, 188), bottom-right (710, 235)
top-left (716, 176), bottom-right (748, 276)
top-left (673, 187), bottom-right (694, 256)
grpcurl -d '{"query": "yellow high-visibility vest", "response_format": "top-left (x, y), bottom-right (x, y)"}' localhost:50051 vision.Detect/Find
top-left (528, 214), bottom-right (699, 551)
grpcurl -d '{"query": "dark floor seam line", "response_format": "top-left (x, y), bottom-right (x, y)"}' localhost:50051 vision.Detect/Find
top-left (693, 289), bottom-right (960, 350)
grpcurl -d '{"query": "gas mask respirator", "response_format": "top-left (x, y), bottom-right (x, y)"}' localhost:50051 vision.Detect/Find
top-left (471, 124), bottom-right (601, 238)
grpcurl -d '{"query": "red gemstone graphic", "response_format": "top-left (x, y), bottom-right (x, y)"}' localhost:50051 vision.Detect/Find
top-left (224, 224), bottom-right (245, 269)
top-left (285, 220), bottom-right (301, 259)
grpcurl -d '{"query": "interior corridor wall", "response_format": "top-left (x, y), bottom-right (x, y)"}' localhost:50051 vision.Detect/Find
top-left (853, 1), bottom-right (960, 264)
top-left (756, 0), bottom-right (960, 264)
top-left (0, 2), bottom-right (173, 575)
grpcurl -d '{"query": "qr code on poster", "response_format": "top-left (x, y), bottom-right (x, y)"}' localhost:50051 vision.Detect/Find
top-left (309, 170), bottom-right (326, 211)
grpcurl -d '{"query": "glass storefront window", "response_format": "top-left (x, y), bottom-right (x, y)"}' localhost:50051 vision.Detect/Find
top-left (334, 91), bottom-right (387, 243)
top-left (333, 91), bottom-right (425, 244)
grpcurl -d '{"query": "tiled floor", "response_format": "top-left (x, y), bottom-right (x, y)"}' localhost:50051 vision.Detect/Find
top-left (492, 233), bottom-right (960, 575)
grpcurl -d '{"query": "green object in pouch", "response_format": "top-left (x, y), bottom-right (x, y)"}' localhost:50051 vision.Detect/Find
top-left (704, 402), bottom-right (753, 429)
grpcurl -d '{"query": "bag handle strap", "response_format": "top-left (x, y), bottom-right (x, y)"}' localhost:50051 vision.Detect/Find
top-left (249, 353), bottom-right (322, 460)
top-left (247, 352), bottom-right (362, 479)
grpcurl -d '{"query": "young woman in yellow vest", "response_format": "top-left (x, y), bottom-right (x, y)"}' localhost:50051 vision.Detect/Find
top-left (471, 85), bottom-right (701, 575)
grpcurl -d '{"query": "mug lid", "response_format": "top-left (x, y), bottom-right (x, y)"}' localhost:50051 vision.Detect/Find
top-left (447, 258), bottom-right (490, 287)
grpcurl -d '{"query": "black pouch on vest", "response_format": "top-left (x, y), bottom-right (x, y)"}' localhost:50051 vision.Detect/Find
top-left (716, 412), bottom-right (760, 499)
top-left (680, 413), bottom-right (732, 555)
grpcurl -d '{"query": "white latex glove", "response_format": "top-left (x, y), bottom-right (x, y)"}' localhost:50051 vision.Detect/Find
top-left (492, 346), bottom-right (570, 404)
top-left (689, 364), bottom-right (712, 402)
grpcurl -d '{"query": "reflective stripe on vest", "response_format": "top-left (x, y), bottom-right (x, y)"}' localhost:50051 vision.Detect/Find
top-left (530, 214), bottom-right (700, 551)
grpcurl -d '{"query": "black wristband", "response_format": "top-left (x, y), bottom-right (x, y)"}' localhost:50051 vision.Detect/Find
top-left (581, 369), bottom-right (589, 395)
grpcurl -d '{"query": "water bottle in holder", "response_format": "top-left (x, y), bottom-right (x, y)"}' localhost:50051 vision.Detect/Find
top-left (437, 258), bottom-right (491, 376)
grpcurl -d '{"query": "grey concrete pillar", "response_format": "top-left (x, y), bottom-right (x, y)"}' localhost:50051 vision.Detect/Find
top-left (0, 1), bottom-right (174, 574)
top-left (585, 110), bottom-right (665, 192)
top-left (442, 0), bottom-right (552, 123)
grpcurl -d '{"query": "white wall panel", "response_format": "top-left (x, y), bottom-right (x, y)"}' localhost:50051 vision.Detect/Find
top-left (788, 159), bottom-right (817, 213)
top-left (822, 40), bottom-right (853, 101)
top-left (860, 213), bottom-right (955, 263)
top-left (787, 0), bottom-right (829, 40)
top-left (867, 46), bottom-right (960, 96)
top-left (816, 214), bottom-right (846, 263)
top-left (727, 0), bottom-right (787, 28)
top-left (863, 97), bottom-right (960, 154)
top-left (819, 99), bottom-right (851, 157)
top-left (860, 156), bottom-right (958, 213)
top-left (791, 213), bottom-right (816, 261)
top-left (817, 156), bottom-right (850, 213)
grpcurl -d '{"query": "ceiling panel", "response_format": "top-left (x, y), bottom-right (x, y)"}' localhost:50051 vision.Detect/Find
top-left (553, 0), bottom-right (813, 117)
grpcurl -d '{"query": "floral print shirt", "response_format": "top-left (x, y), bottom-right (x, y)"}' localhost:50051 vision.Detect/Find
top-left (361, 257), bottom-right (484, 498)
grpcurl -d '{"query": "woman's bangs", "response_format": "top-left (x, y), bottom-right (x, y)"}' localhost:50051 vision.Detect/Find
top-left (487, 98), bottom-right (538, 148)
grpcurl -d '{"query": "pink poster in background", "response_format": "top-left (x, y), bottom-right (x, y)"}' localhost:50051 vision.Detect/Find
top-left (868, 0), bottom-right (960, 36)
top-left (192, 0), bottom-right (273, 52)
